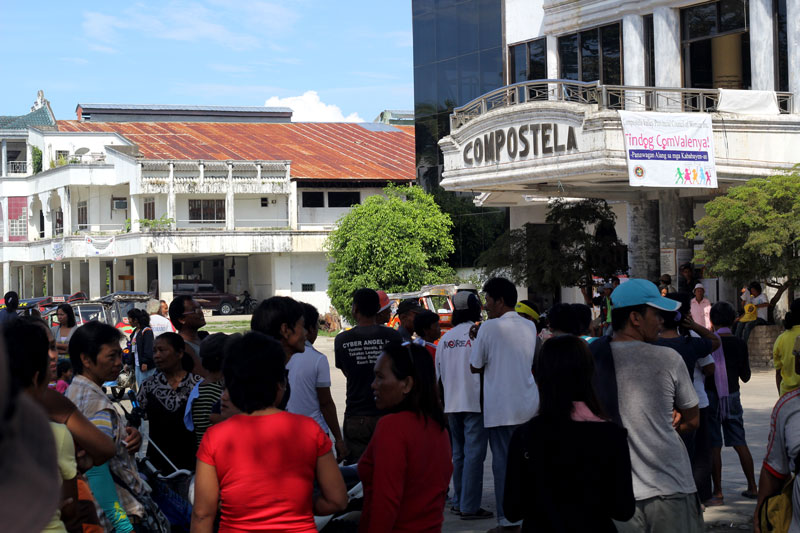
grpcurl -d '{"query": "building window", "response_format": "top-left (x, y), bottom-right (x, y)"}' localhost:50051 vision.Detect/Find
top-left (302, 191), bottom-right (324, 208)
top-left (77, 201), bottom-right (88, 230)
top-left (188, 199), bottom-right (225, 223)
top-left (143, 197), bottom-right (155, 220)
top-left (260, 197), bottom-right (270, 207)
top-left (558, 22), bottom-right (622, 84)
top-left (776, 0), bottom-right (788, 92)
top-left (53, 209), bottom-right (63, 236)
top-left (644, 15), bottom-right (655, 86)
top-left (508, 38), bottom-right (547, 84)
top-left (681, 0), bottom-right (750, 89)
top-left (55, 150), bottom-right (69, 163)
top-left (8, 197), bottom-right (27, 240)
top-left (301, 283), bottom-right (316, 292)
top-left (328, 191), bottom-right (360, 208)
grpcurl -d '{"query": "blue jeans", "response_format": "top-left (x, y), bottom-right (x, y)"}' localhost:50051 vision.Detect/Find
top-left (136, 366), bottom-right (156, 388)
top-left (735, 318), bottom-right (766, 344)
top-left (489, 424), bottom-right (522, 527)
top-left (449, 412), bottom-right (489, 514)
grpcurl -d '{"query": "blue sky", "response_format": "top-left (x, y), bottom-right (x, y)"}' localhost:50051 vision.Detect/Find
top-left (0, 1), bottom-right (413, 122)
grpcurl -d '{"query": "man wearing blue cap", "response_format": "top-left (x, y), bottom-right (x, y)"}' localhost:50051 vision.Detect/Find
top-left (590, 279), bottom-right (703, 533)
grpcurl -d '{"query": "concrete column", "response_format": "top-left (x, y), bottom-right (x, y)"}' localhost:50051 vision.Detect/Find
top-left (270, 254), bottom-right (292, 297)
top-left (69, 260), bottom-right (82, 294)
top-left (88, 258), bottom-right (102, 299)
top-left (623, 14), bottom-right (646, 110)
top-left (130, 194), bottom-right (141, 232)
top-left (658, 190), bottom-right (694, 283)
top-left (198, 161), bottom-right (205, 189)
top-left (52, 262), bottom-right (64, 295)
top-left (27, 196), bottom-right (37, 241)
top-left (39, 193), bottom-right (52, 239)
top-left (1, 140), bottom-right (6, 177)
top-left (9, 265), bottom-right (19, 295)
top-left (1, 197), bottom-right (8, 242)
top-left (288, 181), bottom-right (298, 230)
top-left (58, 187), bottom-right (71, 236)
top-left (158, 254), bottom-right (173, 303)
top-left (225, 162), bottom-right (235, 231)
top-left (167, 163), bottom-right (176, 230)
top-left (22, 264), bottom-right (34, 298)
top-left (88, 187), bottom-right (101, 232)
top-left (33, 266), bottom-right (45, 297)
top-left (654, 6), bottom-right (682, 110)
top-left (627, 196), bottom-right (660, 280)
top-left (546, 35), bottom-right (559, 100)
top-left (2, 262), bottom-right (10, 294)
top-left (788, 0), bottom-right (800, 112)
top-left (26, 143), bottom-right (33, 176)
top-left (133, 256), bottom-right (148, 292)
top-left (750, 0), bottom-right (776, 91)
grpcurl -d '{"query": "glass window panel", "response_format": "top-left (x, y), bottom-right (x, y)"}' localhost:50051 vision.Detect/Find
top-left (413, 10), bottom-right (436, 66)
top-left (412, 0), bottom-right (434, 17)
top-left (510, 44), bottom-right (527, 83)
top-left (302, 191), bottom-right (324, 208)
top-left (601, 24), bottom-right (621, 84)
top-left (478, 0), bottom-right (502, 49)
top-left (436, 6), bottom-right (459, 60)
top-left (458, 3), bottom-right (479, 55)
top-left (528, 38), bottom-right (547, 80)
top-left (719, 0), bottom-right (747, 33)
top-left (580, 29), bottom-right (600, 82)
top-left (188, 200), bottom-right (201, 221)
top-left (644, 15), bottom-right (655, 86)
top-left (778, 0), bottom-right (788, 91)
top-left (215, 199), bottom-right (225, 221)
top-left (479, 47), bottom-right (504, 94)
top-left (458, 52), bottom-right (481, 104)
top-left (328, 192), bottom-right (361, 208)
top-left (437, 58), bottom-right (459, 111)
top-left (202, 200), bottom-right (214, 221)
top-left (558, 34), bottom-right (579, 80)
top-left (688, 39), bottom-right (714, 88)
top-left (683, 3), bottom-right (717, 41)
top-left (413, 64), bottom-right (437, 116)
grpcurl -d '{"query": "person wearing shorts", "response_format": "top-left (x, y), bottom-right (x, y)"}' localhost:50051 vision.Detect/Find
top-left (706, 302), bottom-right (757, 505)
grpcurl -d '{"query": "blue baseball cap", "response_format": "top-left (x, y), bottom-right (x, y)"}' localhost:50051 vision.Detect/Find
top-left (610, 279), bottom-right (681, 311)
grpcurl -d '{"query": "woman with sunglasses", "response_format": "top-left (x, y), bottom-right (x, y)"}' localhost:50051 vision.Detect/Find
top-left (358, 341), bottom-right (452, 533)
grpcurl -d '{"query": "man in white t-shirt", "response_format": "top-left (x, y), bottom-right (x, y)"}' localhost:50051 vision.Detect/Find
top-left (736, 281), bottom-right (769, 343)
top-left (470, 277), bottom-right (538, 531)
top-left (146, 299), bottom-right (176, 337)
top-left (287, 302), bottom-right (347, 460)
top-left (436, 291), bottom-right (492, 521)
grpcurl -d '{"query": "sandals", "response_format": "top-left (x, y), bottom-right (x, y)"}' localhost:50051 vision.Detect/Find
top-left (461, 508), bottom-right (494, 520)
top-left (741, 490), bottom-right (758, 499)
top-left (449, 506), bottom-right (461, 516)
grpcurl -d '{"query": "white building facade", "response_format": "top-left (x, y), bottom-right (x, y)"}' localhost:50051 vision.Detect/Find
top-left (438, 0), bottom-right (800, 307)
top-left (0, 98), bottom-right (415, 312)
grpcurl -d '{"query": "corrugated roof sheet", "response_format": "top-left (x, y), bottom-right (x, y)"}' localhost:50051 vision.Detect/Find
top-left (57, 120), bottom-right (416, 181)
top-left (77, 103), bottom-right (292, 113)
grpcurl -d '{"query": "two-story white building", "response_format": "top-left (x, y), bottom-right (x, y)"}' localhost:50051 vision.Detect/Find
top-left (0, 94), bottom-right (415, 312)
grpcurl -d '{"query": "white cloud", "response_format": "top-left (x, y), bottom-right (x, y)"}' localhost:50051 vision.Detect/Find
top-left (264, 91), bottom-right (364, 122)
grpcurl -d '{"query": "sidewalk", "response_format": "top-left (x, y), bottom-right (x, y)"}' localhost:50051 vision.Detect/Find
top-left (315, 336), bottom-right (775, 532)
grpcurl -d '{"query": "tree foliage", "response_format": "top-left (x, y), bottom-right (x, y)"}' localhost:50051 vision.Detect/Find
top-left (687, 169), bottom-right (800, 309)
top-left (477, 198), bottom-right (627, 290)
top-left (325, 185), bottom-right (455, 322)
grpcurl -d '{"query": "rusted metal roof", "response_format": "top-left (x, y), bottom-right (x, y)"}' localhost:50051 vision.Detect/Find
top-left (56, 120), bottom-right (416, 181)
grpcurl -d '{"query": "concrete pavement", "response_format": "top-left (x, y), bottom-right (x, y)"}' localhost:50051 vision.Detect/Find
top-left (310, 335), bottom-right (779, 531)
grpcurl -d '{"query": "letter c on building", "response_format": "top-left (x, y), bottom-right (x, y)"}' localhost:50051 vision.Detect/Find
top-left (463, 142), bottom-right (474, 165)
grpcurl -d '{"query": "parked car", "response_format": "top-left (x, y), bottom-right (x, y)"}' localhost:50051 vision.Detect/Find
top-left (44, 302), bottom-right (111, 328)
top-left (173, 280), bottom-right (238, 315)
top-left (1, 291), bottom-right (88, 314)
top-left (386, 284), bottom-right (462, 335)
top-left (97, 292), bottom-right (151, 337)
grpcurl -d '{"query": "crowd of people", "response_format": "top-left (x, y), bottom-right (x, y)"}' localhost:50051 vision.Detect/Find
top-left (3, 268), bottom-right (800, 532)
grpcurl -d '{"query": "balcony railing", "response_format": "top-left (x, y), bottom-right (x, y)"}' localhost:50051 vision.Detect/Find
top-left (7, 161), bottom-right (27, 173)
top-left (450, 79), bottom-right (794, 130)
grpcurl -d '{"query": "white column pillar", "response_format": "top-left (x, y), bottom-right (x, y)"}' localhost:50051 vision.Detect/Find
top-left (69, 259), bottom-right (82, 294)
top-left (623, 14), bottom-right (646, 110)
top-left (58, 187), bottom-right (71, 236)
top-left (750, 0), bottom-right (776, 91)
top-left (39, 193), bottom-right (52, 239)
top-left (198, 161), bottom-right (205, 189)
top-left (130, 194), bottom-right (141, 232)
top-left (167, 163), bottom-right (176, 230)
top-left (788, 0), bottom-right (800, 112)
top-left (26, 143), bottom-right (33, 176)
top-left (226, 162), bottom-right (235, 231)
top-left (546, 35), bottom-right (559, 100)
top-left (270, 253), bottom-right (292, 297)
top-left (133, 256), bottom-right (148, 292)
top-left (33, 266), bottom-right (44, 297)
top-left (1, 140), bottom-right (7, 177)
top-left (157, 254), bottom-right (173, 303)
top-left (22, 264), bottom-right (34, 298)
top-left (27, 196), bottom-right (37, 241)
top-left (2, 262), bottom-right (10, 294)
top-left (654, 6), bottom-right (682, 110)
top-left (88, 186), bottom-right (101, 232)
top-left (288, 181), bottom-right (298, 230)
top-left (52, 262), bottom-right (64, 295)
top-left (10, 265), bottom-right (20, 295)
top-left (1, 197), bottom-right (8, 243)
top-left (88, 258), bottom-right (102, 299)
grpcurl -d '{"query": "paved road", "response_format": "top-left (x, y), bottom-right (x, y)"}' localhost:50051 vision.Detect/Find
top-left (310, 335), bottom-right (777, 532)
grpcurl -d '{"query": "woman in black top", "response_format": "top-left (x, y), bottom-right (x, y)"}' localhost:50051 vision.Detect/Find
top-left (504, 335), bottom-right (634, 532)
top-left (137, 332), bottom-right (201, 472)
top-left (129, 309), bottom-right (155, 388)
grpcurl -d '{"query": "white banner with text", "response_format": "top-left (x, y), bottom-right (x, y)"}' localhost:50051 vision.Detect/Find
top-left (619, 111), bottom-right (717, 188)
top-left (85, 235), bottom-right (115, 256)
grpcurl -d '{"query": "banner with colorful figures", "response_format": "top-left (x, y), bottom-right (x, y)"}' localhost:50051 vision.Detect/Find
top-left (619, 111), bottom-right (717, 188)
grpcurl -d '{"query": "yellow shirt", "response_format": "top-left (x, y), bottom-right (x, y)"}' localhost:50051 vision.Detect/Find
top-left (42, 422), bottom-right (77, 533)
top-left (774, 325), bottom-right (800, 396)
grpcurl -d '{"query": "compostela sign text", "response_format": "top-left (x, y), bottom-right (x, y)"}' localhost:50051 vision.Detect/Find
top-left (462, 123), bottom-right (578, 166)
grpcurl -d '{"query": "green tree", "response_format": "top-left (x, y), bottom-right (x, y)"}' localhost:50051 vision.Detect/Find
top-left (687, 168), bottom-right (800, 317)
top-left (477, 198), bottom-right (627, 291)
top-left (326, 185), bottom-right (455, 322)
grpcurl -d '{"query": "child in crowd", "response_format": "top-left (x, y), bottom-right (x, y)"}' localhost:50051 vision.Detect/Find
top-left (55, 360), bottom-right (73, 394)
top-left (413, 310), bottom-right (441, 359)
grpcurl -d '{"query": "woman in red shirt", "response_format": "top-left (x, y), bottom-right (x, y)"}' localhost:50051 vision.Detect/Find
top-left (191, 332), bottom-right (347, 533)
top-left (359, 341), bottom-right (453, 533)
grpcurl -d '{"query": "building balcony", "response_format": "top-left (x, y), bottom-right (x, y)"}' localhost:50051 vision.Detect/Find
top-left (450, 79), bottom-right (794, 130)
top-left (7, 161), bottom-right (27, 174)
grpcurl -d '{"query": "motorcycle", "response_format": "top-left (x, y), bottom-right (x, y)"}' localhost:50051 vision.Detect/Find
top-left (236, 291), bottom-right (259, 315)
